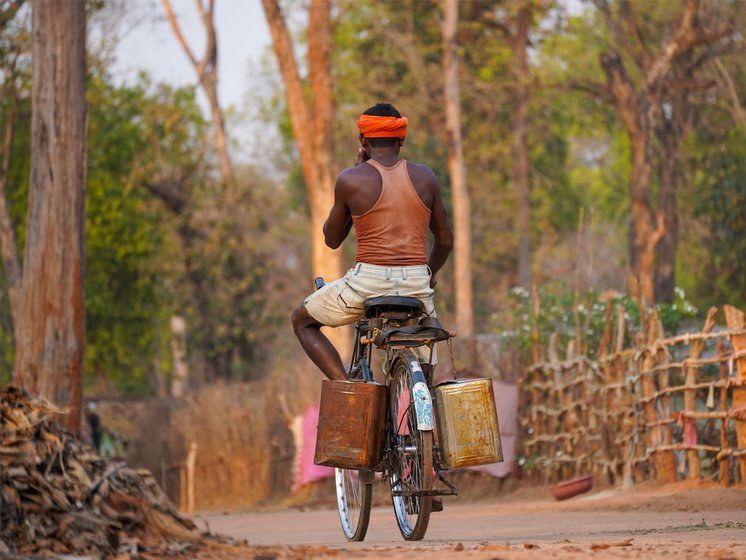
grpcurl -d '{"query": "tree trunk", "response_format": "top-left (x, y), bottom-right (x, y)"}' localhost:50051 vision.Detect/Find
top-left (13, 0), bottom-right (87, 434)
top-left (600, 52), bottom-right (661, 304)
top-left (628, 122), bottom-right (660, 305)
top-left (655, 75), bottom-right (692, 303)
top-left (511, 5), bottom-right (532, 291)
top-left (598, 0), bottom-right (731, 303)
top-left (654, 115), bottom-right (680, 304)
top-left (262, 0), bottom-right (346, 355)
top-left (161, 0), bottom-right (237, 201)
top-left (443, 0), bottom-right (474, 343)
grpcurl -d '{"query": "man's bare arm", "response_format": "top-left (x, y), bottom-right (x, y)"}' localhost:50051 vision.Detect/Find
top-left (426, 175), bottom-right (453, 288)
top-left (323, 174), bottom-right (353, 249)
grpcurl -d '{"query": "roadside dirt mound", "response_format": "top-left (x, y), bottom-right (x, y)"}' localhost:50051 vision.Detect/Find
top-left (0, 385), bottom-right (206, 557)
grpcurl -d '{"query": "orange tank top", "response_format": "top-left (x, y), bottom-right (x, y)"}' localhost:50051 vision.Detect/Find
top-left (352, 159), bottom-right (431, 266)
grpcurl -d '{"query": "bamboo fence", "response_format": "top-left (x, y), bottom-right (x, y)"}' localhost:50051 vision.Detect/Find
top-left (520, 304), bottom-right (746, 486)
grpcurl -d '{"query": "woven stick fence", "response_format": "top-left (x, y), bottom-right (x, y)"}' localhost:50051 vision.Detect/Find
top-left (520, 304), bottom-right (746, 486)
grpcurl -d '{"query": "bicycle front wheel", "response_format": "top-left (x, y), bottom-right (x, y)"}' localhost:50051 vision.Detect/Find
top-left (335, 467), bottom-right (373, 541)
top-left (388, 357), bottom-right (433, 541)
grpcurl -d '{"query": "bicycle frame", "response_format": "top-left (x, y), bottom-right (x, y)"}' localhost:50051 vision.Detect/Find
top-left (349, 318), bottom-right (436, 465)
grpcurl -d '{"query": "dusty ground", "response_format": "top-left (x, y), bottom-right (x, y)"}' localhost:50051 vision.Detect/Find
top-left (171, 480), bottom-right (746, 559)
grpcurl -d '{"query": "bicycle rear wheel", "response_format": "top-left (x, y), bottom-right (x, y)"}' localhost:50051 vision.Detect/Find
top-left (335, 467), bottom-right (373, 541)
top-left (388, 357), bottom-right (433, 541)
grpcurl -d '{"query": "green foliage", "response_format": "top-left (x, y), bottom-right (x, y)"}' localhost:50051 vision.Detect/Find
top-left (686, 127), bottom-right (746, 309)
top-left (496, 285), bottom-right (697, 361)
top-left (84, 76), bottom-right (183, 396)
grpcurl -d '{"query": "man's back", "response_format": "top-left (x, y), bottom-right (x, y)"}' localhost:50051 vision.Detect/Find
top-left (336, 158), bottom-right (432, 267)
top-left (337, 159), bottom-right (439, 217)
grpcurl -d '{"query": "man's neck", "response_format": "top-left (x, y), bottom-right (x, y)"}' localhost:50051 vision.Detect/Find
top-left (369, 147), bottom-right (400, 166)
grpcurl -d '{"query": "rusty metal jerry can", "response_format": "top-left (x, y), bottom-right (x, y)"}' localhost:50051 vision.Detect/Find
top-left (432, 378), bottom-right (503, 470)
top-left (314, 380), bottom-right (387, 469)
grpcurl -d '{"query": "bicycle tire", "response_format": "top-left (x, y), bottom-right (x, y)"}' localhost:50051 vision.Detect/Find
top-left (335, 467), bottom-right (373, 541)
top-left (388, 355), bottom-right (433, 541)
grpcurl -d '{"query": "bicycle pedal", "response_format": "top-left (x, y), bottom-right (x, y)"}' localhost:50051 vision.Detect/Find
top-left (359, 469), bottom-right (375, 484)
top-left (431, 497), bottom-right (444, 512)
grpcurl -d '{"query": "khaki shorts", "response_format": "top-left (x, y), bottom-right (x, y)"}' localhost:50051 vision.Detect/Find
top-left (303, 263), bottom-right (438, 362)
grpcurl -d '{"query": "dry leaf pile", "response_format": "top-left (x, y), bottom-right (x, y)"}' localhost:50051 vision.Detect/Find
top-left (0, 385), bottom-right (199, 558)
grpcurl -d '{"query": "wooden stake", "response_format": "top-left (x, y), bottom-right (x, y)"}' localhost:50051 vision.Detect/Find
top-left (597, 300), bottom-right (613, 359)
top-left (684, 307), bottom-right (717, 479)
top-left (614, 305), bottom-right (626, 354)
top-left (185, 442), bottom-right (197, 514)
top-left (724, 305), bottom-right (746, 483)
top-left (583, 211), bottom-right (595, 355)
top-left (531, 283), bottom-right (541, 364)
top-left (640, 310), bottom-right (676, 482)
top-left (654, 313), bottom-right (676, 482)
top-left (718, 342), bottom-right (730, 486)
top-left (573, 208), bottom-right (584, 353)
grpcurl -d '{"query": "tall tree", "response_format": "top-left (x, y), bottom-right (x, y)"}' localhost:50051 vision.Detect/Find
top-left (654, 60), bottom-right (693, 303)
top-left (482, 1), bottom-right (534, 289)
top-left (508, 4), bottom-right (532, 291)
top-left (511, 5), bottom-right (532, 292)
top-left (596, 0), bottom-right (730, 303)
top-left (442, 0), bottom-right (474, 342)
top-left (262, 0), bottom-right (346, 352)
top-left (13, 0), bottom-right (87, 432)
top-left (161, 0), bottom-right (236, 201)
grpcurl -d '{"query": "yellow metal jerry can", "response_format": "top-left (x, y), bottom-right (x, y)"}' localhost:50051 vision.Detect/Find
top-left (432, 378), bottom-right (503, 470)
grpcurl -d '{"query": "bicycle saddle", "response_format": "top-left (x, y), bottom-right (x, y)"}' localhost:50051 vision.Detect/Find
top-left (364, 296), bottom-right (424, 318)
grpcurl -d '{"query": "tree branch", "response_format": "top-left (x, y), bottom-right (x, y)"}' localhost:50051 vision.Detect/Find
top-left (619, 0), bottom-right (651, 69)
top-left (141, 174), bottom-right (189, 215)
top-left (161, 0), bottom-right (200, 71)
top-left (714, 57), bottom-right (746, 130)
top-left (162, 0), bottom-right (235, 198)
top-left (0, 0), bottom-right (24, 36)
top-left (645, 0), bottom-right (733, 92)
top-left (261, 0), bottom-right (312, 143)
top-left (600, 51), bottom-right (643, 138)
top-left (593, 0), bottom-right (646, 73)
top-left (193, 0), bottom-right (216, 80)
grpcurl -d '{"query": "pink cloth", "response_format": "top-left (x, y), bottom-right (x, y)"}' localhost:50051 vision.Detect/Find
top-left (396, 388), bottom-right (411, 435)
top-left (683, 419), bottom-right (698, 448)
top-left (290, 405), bottom-right (333, 492)
top-left (467, 380), bottom-right (519, 478)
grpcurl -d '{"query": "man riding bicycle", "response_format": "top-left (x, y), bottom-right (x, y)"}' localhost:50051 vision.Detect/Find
top-left (291, 102), bottom-right (453, 383)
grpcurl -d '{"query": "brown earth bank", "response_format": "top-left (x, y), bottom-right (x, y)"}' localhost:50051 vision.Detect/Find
top-left (175, 480), bottom-right (746, 560)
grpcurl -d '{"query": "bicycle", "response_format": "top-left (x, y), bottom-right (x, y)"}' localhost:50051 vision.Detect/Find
top-left (331, 292), bottom-right (455, 542)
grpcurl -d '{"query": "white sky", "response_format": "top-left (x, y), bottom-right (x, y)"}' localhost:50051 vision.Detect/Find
top-left (111, 0), bottom-right (272, 119)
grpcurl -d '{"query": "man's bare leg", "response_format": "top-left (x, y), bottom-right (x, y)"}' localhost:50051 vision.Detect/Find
top-left (291, 305), bottom-right (347, 381)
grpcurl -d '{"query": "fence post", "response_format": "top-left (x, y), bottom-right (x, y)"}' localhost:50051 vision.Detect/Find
top-left (724, 305), bottom-right (746, 483)
top-left (185, 442), bottom-right (197, 514)
top-left (718, 342), bottom-right (730, 485)
top-left (640, 310), bottom-right (677, 483)
top-left (684, 307), bottom-right (718, 479)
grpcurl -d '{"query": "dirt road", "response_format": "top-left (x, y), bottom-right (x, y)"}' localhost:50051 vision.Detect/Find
top-left (185, 481), bottom-right (746, 559)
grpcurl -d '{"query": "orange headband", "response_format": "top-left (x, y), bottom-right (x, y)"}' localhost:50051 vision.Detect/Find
top-left (356, 115), bottom-right (408, 138)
